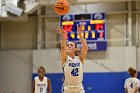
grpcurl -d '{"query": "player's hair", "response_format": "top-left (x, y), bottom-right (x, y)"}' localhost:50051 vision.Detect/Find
top-left (66, 41), bottom-right (77, 47)
top-left (128, 67), bottom-right (136, 77)
top-left (38, 66), bottom-right (45, 73)
top-left (66, 41), bottom-right (80, 56)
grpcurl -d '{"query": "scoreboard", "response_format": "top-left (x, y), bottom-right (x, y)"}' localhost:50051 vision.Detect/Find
top-left (60, 13), bottom-right (106, 51)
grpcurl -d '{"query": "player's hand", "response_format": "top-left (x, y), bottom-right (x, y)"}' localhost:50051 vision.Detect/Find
top-left (56, 26), bottom-right (66, 36)
top-left (77, 24), bottom-right (83, 33)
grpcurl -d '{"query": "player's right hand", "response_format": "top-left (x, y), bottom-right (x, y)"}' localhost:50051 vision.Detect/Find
top-left (56, 26), bottom-right (66, 36)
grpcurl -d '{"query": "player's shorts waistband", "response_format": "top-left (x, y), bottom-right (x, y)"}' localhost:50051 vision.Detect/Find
top-left (63, 84), bottom-right (83, 88)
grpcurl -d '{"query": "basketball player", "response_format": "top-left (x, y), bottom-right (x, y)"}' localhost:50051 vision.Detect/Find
top-left (32, 66), bottom-right (52, 93)
top-left (56, 24), bottom-right (88, 93)
top-left (124, 67), bottom-right (140, 93)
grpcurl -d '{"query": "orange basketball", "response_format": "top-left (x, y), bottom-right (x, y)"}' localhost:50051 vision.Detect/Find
top-left (54, 0), bottom-right (69, 15)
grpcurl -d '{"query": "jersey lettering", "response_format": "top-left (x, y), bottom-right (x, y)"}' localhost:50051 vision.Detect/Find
top-left (69, 62), bottom-right (80, 67)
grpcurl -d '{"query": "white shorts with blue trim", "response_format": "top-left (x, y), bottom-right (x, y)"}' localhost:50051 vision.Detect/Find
top-left (62, 84), bottom-right (85, 93)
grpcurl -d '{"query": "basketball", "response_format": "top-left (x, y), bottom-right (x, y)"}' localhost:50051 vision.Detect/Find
top-left (54, 0), bottom-right (69, 15)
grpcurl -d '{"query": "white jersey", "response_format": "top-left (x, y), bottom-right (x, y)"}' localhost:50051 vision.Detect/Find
top-left (34, 76), bottom-right (48, 93)
top-left (124, 77), bottom-right (140, 93)
top-left (62, 56), bottom-right (84, 86)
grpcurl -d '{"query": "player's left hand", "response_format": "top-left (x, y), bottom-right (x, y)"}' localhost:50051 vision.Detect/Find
top-left (77, 24), bottom-right (83, 33)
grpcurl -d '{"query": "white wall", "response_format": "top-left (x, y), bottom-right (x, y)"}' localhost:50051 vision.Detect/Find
top-left (107, 14), bottom-right (126, 46)
top-left (138, 14), bottom-right (140, 47)
top-left (0, 1), bottom-right (1, 16)
top-left (0, 23), bottom-right (1, 49)
top-left (33, 47), bottom-right (136, 73)
top-left (137, 12), bottom-right (140, 71)
top-left (0, 47), bottom-right (137, 92)
top-left (69, 2), bottom-right (125, 14)
top-left (1, 17), bottom-right (36, 49)
top-left (45, 17), bottom-right (59, 48)
top-left (86, 47), bottom-right (136, 72)
top-left (33, 49), bottom-right (61, 73)
top-left (0, 50), bottom-right (32, 93)
top-left (137, 47), bottom-right (140, 71)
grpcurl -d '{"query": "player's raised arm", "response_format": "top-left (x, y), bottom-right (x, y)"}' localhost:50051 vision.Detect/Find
top-left (77, 24), bottom-right (88, 63)
top-left (56, 27), bottom-right (67, 65)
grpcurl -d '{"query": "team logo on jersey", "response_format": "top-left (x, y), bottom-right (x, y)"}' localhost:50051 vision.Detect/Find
top-left (69, 62), bottom-right (80, 67)
top-left (37, 84), bottom-right (46, 87)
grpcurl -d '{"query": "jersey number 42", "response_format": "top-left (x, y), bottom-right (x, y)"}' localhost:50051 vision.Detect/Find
top-left (71, 68), bottom-right (79, 76)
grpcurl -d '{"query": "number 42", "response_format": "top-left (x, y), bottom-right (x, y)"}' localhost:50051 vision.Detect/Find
top-left (71, 68), bottom-right (79, 76)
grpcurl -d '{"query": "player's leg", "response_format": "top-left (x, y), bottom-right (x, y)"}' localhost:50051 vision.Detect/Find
top-left (76, 85), bottom-right (85, 93)
top-left (80, 88), bottom-right (85, 93)
top-left (80, 85), bottom-right (85, 93)
top-left (61, 84), bottom-right (65, 93)
top-left (62, 85), bottom-right (71, 93)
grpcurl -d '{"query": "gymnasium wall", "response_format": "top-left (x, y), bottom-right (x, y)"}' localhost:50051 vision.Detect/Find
top-left (0, 22), bottom-right (1, 49)
top-left (69, 2), bottom-right (125, 13)
top-left (0, 1), bottom-right (140, 93)
top-left (32, 47), bottom-right (136, 93)
top-left (137, 5), bottom-right (140, 72)
top-left (137, 1), bottom-right (140, 77)
top-left (0, 2), bottom-right (139, 49)
top-left (0, 17), bottom-right (37, 49)
top-left (0, 47), bottom-right (138, 93)
top-left (45, 17), bottom-right (59, 48)
top-left (135, 2), bottom-right (140, 74)
top-left (0, 50), bottom-right (32, 93)
top-left (138, 48), bottom-right (140, 72)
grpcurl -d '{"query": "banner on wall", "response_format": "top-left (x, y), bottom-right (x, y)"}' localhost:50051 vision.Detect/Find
top-left (60, 13), bottom-right (107, 51)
